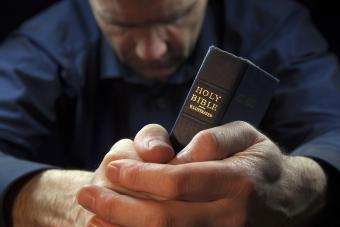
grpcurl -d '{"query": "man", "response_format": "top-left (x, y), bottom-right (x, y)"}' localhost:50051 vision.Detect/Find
top-left (0, 0), bottom-right (339, 226)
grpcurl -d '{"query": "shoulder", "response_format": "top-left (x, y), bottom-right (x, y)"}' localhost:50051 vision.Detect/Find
top-left (218, 0), bottom-right (328, 71)
top-left (221, 0), bottom-right (311, 35)
top-left (13, 0), bottom-right (100, 62)
top-left (219, 0), bottom-right (319, 51)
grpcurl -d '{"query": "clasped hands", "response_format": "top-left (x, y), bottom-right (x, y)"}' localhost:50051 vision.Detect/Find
top-left (77, 121), bottom-right (326, 227)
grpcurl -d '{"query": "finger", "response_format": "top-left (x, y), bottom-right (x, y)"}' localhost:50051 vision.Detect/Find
top-left (100, 139), bottom-right (142, 168)
top-left (106, 159), bottom-right (253, 201)
top-left (134, 124), bottom-right (175, 163)
top-left (78, 185), bottom-right (217, 227)
top-left (78, 185), bottom-right (145, 226)
top-left (88, 216), bottom-right (122, 227)
top-left (97, 137), bottom-right (167, 201)
top-left (171, 121), bottom-right (266, 164)
top-left (94, 139), bottom-right (142, 196)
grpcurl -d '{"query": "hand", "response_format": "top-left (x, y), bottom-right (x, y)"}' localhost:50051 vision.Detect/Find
top-left (13, 138), bottom-right (140, 227)
top-left (91, 123), bottom-right (176, 195)
top-left (78, 121), bottom-right (327, 227)
top-left (12, 125), bottom-right (173, 227)
top-left (91, 138), bottom-right (141, 191)
top-left (76, 124), bottom-right (175, 226)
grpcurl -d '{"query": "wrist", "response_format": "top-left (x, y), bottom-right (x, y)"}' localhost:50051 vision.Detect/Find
top-left (12, 169), bottom-right (93, 227)
top-left (4, 171), bottom-right (42, 227)
top-left (307, 159), bottom-right (340, 226)
top-left (282, 155), bottom-right (327, 223)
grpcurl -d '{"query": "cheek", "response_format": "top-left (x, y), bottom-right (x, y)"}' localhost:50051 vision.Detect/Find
top-left (171, 28), bottom-right (197, 58)
top-left (107, 33), bottom-right (136, 60)
top-left (166, 27), bottom-right (193, 56)
top-left (97, 22), bottom-right (134, 58)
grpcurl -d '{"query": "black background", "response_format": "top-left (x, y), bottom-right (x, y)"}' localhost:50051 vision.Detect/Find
top-left (1, 0), bottom-right (58, 40)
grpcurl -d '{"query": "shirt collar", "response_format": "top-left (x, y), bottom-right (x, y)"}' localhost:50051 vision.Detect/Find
top-left (99, 35), bottom-right (121, 80)
top-left (99, 2), bottom-right (219, 85)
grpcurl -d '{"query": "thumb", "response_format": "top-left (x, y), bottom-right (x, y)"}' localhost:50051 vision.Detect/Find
top-left (171, 121), bottom-right (266, 164)
top-left (134, 124), bottom-right (175, 163)
top-left (100, 138), bottom-right (142, 168)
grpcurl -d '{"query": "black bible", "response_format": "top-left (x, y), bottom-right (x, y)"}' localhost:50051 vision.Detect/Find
top-left (170, 46), bottom-right (279, 152)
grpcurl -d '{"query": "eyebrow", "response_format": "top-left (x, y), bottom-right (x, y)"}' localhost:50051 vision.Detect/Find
top-left (97, 0), bottom-right (198, 28)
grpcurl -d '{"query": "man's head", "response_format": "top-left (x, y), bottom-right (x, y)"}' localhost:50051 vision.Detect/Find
top-left (90, 0), bottom-right (208, 80)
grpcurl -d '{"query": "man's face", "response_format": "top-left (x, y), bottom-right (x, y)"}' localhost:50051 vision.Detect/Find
top-left (90, 0), bottom-right (208, 80)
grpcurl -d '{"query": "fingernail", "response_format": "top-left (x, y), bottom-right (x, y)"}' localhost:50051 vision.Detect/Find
top-left (88, 217), bottom-right (105, 227)
top-left (107, 162), bottom-right (120, 183)
top-left (176, 150), bottom-right (188, 159)
top-left (78, 188), bottom-right (95, 209)
top-left (88, 220), bottom-right (100, 227)
top-left (148, 139), bottom-right (169, 149)
top-left (176, 148), bottom-right (192, 162)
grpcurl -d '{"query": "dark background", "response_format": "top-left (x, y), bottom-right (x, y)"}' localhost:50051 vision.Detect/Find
top-left (0, 0), bottom-right (340, 56)
top-left (1, 0), bottom-right (58, 40)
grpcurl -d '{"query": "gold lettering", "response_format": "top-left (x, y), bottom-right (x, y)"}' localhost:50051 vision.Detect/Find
top-left (190, 104), bottom-right (213, 118)
top-left (190, 85), bottom-right (222, 116)
top-left (200, 98), bottom-right (207, 106)
top-left (195, 86), bottom-right (203, 94)
top-left (208, 92), bottom-right (215, 100)
top-left (215, 95), bottom-right (222, 103)
top-left (211, 103), bottom-right (218, 111)
top-left (206, 101), bottom-right (213, 110)
top-left (191, 94), bottom-right (197, 102)
top-left (202, 90), bottom-right (209, 97)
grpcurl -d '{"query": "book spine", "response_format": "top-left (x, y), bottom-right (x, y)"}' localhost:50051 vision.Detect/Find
top-left (170, 46), bottom-right (247, 152)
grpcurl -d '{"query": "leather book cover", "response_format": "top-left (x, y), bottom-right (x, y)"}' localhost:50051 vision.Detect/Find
top-left (170, 46), bottom-right (279, 152)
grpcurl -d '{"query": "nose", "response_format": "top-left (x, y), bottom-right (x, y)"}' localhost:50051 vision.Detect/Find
top-left (135, 28), bottom-right (167, 61)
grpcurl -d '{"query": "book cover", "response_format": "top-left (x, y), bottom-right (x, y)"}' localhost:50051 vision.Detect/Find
top-left (170, 46), bottom-right (279, 152)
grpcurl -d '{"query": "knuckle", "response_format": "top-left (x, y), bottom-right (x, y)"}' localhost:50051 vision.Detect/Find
top-left (140, 124), bottom-right (167, 136)
top-left (105, 139), bottom-right (133, 158)
top-left (103, 139), bottom-right (142, 164)
top-left (217, 199), bottom-right (248, 227)
top-left (190, 129), bottom-right (229, 160)
top-left (94, 191), bottom-right (120, 222)
top-left (231, 120), bottom-right (252, 130)
top-left (231, 121), bottom-right (263, 145)
top-left (241, 174), bottom-right (256, 196)
top-left (236, 121), bottom-right (257, 136)
top-left (196, 129), bottom-right (225, 156)
top-left (120, 162), bottom-right (143, 185)
top-left (232, 120), bottom-right (255, 135)
top-left (165, 171), bottom-right (188, 199)
top-left (225, 164), bottom-right (256, 196)
top-left (103, 152), bottom-right (119, 163)
top-left (135, 124), bottom-right (169, 148)
top-left (110, 139), bottom-right (133, 153)
top-left (106, 199), bottom-right (119, 222)
top-left (105, 196), bottom-right (131, 224)
top-left (195, 130), bottom-right (219, 151)
top-left (145, 206), bottom-right (171, 227)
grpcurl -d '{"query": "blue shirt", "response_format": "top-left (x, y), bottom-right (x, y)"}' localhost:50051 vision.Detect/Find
top-left (1, 0), bottom-right (340, 225)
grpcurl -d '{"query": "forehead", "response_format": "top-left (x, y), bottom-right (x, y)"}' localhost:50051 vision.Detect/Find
top-left (93, 0), bottom-right (196, 22)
